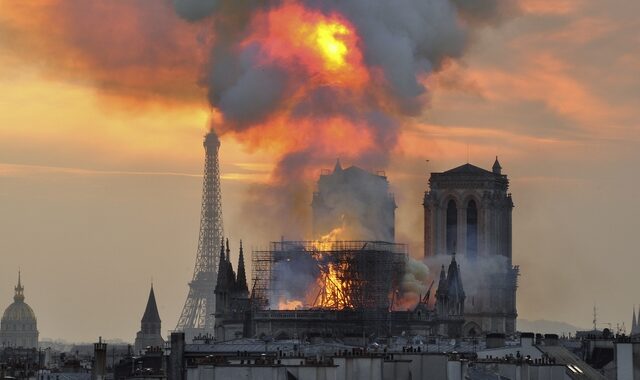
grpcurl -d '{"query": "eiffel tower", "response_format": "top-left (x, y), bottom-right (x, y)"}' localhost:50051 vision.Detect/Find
top-left (175, 131), bottom-right (224, 341)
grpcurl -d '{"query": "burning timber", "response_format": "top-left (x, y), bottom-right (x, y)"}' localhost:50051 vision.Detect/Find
top-left (212, 240), bottom-right (467, 343)
top-left (252, 241), bottom-right (406, 311)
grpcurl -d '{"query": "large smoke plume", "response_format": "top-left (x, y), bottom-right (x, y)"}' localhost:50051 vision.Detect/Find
top-left (174, 0), bottom-right (517, 239)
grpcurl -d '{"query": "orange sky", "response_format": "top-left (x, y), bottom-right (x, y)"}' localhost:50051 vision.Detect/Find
top-left (0, 0), bottom-right (639, 341)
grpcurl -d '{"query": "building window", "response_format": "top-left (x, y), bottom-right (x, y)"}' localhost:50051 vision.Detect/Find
top-left (446, 199), bottom-right (457, 254)
top-left (467, 200), bottom-right (478, 258)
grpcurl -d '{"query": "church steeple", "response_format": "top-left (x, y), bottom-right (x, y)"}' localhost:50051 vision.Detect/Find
top-left (334, 158), bottom-right (343, 173)
top-left (435, 265), bottom-right (448, 316)
top-left (141, 285), bottom-right (161, 325)
top-left (225, 239), bottom-right (236, 286)
top-left (219, 238), bottom-right (225, 263)
top-left (134, 283), bottom-right (164, 352)
top-left (216, 238), bottom-right (227, 288)
top-left (235, 240), bottom-right (249, 295)
top-left (14, 271), bottom-right (24, 302)
top-left (446, 255), bottom-right (465, 314)
top-left (437, 265), bottom-right (447, 293)
top-left (492, 156), bottom-right (502, 174)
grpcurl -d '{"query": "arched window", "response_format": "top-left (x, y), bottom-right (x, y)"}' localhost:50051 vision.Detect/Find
top-left (446, 199), bottom-right (457, 254)
top-left (467, 200), bottom-right (478, 258)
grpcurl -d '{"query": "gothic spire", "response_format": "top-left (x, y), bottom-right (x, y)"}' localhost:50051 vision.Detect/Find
top-left (334, 158), bottom-right (343, 173)
top-left (492, 156), bottom-right (502, 174)
top-left (216, 238), bottom-right (228, 289)
top-left (142, 285), bottom-right (161, 324)
top-left (236, 240), bottom-right (249, 294)
top-left (437, 265), bottom-right (448, 294)
top-left (446, 255), bottom-right (465, 300)
top-left (225, 239), bottom-right (236, 286)
top-left (219, 238), bottom-right (226, 263)
top-left (633, 306), bottom-right (638, 334)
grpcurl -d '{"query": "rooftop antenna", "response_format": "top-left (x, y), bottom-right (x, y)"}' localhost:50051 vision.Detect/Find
top-left (593, 304), bottom-right (597, 331)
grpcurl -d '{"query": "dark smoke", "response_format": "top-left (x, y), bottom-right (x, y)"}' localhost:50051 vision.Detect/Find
top-left (271, 252), bottom-right (320, 307)
top-left (173, 0), bottom-right (219, 21)
top-left (174, 0), bottom-right (517, 239)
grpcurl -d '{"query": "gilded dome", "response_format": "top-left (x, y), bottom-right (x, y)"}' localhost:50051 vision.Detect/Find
top-left (0, 272), bottom-right (38, 348)
top-left (2, 300), bottom-right (37, 323)
top-left (1, 272), bottom-right (37, 324)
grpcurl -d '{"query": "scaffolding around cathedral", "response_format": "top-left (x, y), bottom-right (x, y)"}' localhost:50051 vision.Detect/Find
top-left (251, 241), bottom-right (407, 311)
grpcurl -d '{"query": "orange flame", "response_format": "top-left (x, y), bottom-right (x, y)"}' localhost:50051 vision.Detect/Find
top-left (313, 260), bottom-right (353, 310)
top-left (277, 298), bottom-right (304, 310)
top-left (223, 3), bottom-right (392, 189)
top-left (275, 221), bottom-right (357, 311)
top-left (245, 3), bottom-right (369, 88)
top-left (312, 224), bottom-right (345, 251)
top-left (308, 219), bottom-right (354, 310)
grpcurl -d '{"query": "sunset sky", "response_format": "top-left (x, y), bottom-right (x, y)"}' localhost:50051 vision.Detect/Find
top-left (0, 0), bottom-right (639, 342)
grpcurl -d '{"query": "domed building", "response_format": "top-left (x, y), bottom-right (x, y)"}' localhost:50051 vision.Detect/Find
top-left (0, 272), bottom-right (38, 348)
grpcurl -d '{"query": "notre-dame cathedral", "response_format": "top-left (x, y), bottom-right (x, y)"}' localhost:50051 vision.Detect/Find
top-left (423, 158), bottom-right (519, 335)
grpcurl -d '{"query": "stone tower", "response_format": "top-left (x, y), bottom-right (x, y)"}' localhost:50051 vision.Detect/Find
top-left (424, 158), bottom-right (519, 335)
top-left (134, 285), bottom-right (164, 353)
top-left (312, 160), bottom-right (396, 242)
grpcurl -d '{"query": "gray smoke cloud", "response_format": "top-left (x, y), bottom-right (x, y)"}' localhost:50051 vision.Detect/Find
top-left (174, 0), bottom-right (515, 128)
top-left (399, 257), bottom-right (431, 301)
top-left (174, 0), bottom-right (517, 239)
top-left (173, 0), bottom-right (219, 21)
top-left (218, 63), bottom-right (289, 126)
top-left (270, 252), bottom-right (320, 308)
top-left (424, 254), bottom-right (512, 305)
top-left (452, 0), bottom-right (519, 25)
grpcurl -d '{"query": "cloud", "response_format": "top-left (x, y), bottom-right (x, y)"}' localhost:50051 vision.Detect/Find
top-left (173, 0), bottom-right (219, 21)
top-left (519, 0), bottom-right (584, 15)
top-left (0, 1), bottom-right (206, 108)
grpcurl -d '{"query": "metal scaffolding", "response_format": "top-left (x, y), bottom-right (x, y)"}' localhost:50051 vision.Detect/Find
top-left (251, 241), bottom-right (406, 311)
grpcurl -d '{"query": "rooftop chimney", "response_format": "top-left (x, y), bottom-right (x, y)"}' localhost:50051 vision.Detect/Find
top-left (520, 332), bottom-right (535, 347)
top-left (486, 333), bottom-right (506, 349)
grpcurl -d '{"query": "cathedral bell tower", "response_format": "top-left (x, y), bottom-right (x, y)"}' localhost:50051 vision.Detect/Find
top-left (423, 158), bottom-right (519, 335)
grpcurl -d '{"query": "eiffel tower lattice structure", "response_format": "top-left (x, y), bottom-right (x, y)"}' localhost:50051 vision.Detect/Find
top-left (175, 131), bottom-right (224, 341)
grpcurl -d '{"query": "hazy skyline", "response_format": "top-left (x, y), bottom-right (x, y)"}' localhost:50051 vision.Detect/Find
top-left (1, 0), bottom-right (639, 342)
